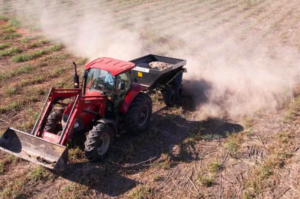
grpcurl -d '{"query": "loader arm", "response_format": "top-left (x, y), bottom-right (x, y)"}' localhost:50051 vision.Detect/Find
top-left (0, 88), bottom-right (106, 170)
top-left (32, 88), bottom-right (82, 137)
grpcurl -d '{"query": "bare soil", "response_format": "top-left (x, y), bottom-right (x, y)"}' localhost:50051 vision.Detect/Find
top-left (0, 0), bottom-right (300, 199)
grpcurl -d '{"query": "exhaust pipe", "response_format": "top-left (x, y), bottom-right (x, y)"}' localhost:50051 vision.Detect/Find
top-left (73, 62), bottom-right (79, 88)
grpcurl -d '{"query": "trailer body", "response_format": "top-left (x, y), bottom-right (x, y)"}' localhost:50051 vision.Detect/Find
top-left (131, 54), bottom-right (186, 90)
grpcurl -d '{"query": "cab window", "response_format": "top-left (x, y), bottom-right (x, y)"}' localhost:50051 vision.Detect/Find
top-left (116, 71), bottom-right (131, 92)
top-left (85, 68), bottom-right (114, 93)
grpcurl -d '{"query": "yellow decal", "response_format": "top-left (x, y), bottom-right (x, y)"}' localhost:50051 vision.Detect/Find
top-left (138, 72), bottom-right (143, 77)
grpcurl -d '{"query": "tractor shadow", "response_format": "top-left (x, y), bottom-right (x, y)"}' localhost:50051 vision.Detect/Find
top-left (55, 162), bottom-right (138, 197)
top-left (57, 104), bottom-right (243, 197)
top-left (54, 78), bottom-right (243, 197)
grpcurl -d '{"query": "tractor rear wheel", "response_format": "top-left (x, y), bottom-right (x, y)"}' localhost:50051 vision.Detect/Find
top-left (84, 123), bottom-right (113, 162)
top-left (125, 93), bottom-right (152, 134)
top-left (44, 108), bottom-right (64, 133)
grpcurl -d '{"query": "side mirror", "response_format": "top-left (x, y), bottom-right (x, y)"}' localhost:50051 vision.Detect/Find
top-left (118, 82), bottom-right (125, 90)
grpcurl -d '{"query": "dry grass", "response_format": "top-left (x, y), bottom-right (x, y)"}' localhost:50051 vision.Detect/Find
top-left (12, 49), bottom-right (47, 62)
top-left (1, 33), bottom-right (21, 40)
top-left (242, 117), bottom-right (254, 129)
top-left (0, 162), bottom-right (4, 175)
top-left (198, 175), bottom-right (215, 187)
top-left (155, 154), bottom-right (172, 170)
top-left (0, 154), bottom-right (21, 175)
top-left (129, 185), bottom-right (154, 199)
top-left (0, 0), bottom-right (300, 198)
top-left (224, 132), bottom-right (243, 157)
top-left (2, 27), bottom-right (16, 33)
top-left (208, 161), bottom-right (223, 173)
top-left (4, 86), bottom-right (18, 96)
top-left (76, 57), bottom-right (88, 65)
top-left (0, 166), bottom-right (53, 198)
top-left (8, 18), bottom-right (22, 28)
top-left (27, 166), bottom-right (54, 182)
top-left (69, 147), bottom-right (84, 161)
top-left (0, 47), bottom-right (22, 56)
top-left (0, 101), bottom-right (21, 114)
top-left (20, 76), bottom-right (45, 87)
top-left (59, 183), bottom-right (88, 199)
top-left (243, 156), bottom-right (285, 197)
top-left (0, 43), bottom-right (11, 49)
top-left (285, 96), bottom-right (300, 121)
top-left (0, 64), bottom-right (34, 81)
top-left (50, 44), bottom-right (63, 51)
top-left (0, 178), bottom-right (26, 198)
top-left (26, 42), bottom-right (42, 49)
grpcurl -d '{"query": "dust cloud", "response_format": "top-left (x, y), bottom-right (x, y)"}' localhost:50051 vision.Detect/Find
top-left (0, 0), bottom-right (299, 120)
top-left (0, 0), bottom-right (144, 60)
top-left (174, 37), bottom-right (299, 119)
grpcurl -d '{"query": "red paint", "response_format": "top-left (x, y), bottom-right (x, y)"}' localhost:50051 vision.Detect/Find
top-left (120, 83), bottom-right (143, 113)
top-left (85, 90), bottom-right (102, 97)
top-left (42, 132), bottom-right (60, 144)
top-left (68, 90), bottom-right (104, 130)
top-left (85, 57), bottom-right (135, 76)
top-left (34, 88), bottom-right (82, 137)
top-left (33, 88), bottom-right (106, 146)
top-left (60, 94), bottom-right (106, 146)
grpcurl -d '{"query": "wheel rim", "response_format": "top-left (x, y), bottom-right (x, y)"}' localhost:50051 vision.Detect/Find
top-left (96, 133), bottom-right (110, 156)
top-left (138, 105), bottom-right (149, 126)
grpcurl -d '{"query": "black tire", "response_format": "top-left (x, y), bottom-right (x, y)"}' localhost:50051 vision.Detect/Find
top-left (84, 123), bottom-right (113, 162)
top-left (125, 93), bottom-right (152, 134)
top-left (175, 85), bottom-right (183, 100)
top-left (44, 108), bottom-right (64, 133)
top-left (163, 88), bottom-right (176, 106)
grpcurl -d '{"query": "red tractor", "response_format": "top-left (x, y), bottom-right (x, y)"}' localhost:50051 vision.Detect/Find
top-left (0, 55), bottom-right (186, 170)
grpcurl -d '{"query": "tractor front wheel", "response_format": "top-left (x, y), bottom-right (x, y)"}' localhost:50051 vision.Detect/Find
top-left (125, 93), bottom-right (152, 134)
top-left (44, 108), bottom-right (64, 133)
top-left (84, 123), bottom-right (113, 162)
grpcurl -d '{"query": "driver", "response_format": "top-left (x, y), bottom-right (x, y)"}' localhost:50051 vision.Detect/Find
top-left (104, 73), bottom-right (114, 87)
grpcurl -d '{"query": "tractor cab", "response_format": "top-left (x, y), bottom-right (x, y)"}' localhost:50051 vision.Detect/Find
top-left (82, 58), bottom-right (136, 116)
top-left (84, 68), bottom-right (131, 95)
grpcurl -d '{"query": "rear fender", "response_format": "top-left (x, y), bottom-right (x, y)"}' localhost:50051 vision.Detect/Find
top-left (97, 119), bottom-right (117, 136)
top-left (120, 83), bottom-right (143, 113)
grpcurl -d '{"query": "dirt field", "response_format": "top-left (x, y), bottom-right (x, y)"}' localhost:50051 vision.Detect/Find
top-left (0, 0), bottom-right (300, 198)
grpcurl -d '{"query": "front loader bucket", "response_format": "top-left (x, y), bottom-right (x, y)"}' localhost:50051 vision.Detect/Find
top-left (0, 128), bottom-right (68, 170)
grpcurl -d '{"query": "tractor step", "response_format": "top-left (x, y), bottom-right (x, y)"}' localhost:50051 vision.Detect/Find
top-left (0, 128), bottom-right (68, 170)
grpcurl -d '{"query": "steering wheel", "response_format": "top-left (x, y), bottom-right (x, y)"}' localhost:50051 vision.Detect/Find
top-left (92, 78), bottom-right (105, 89)
top-left (97, 83), bottom-right (105, 89)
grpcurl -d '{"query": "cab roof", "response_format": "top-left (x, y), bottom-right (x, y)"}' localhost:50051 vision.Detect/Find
top-left (85, 57), bottom-right (135, 76)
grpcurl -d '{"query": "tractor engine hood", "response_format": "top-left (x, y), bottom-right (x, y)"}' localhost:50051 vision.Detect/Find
top-left (85, 89), bottom-right (105, 97)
